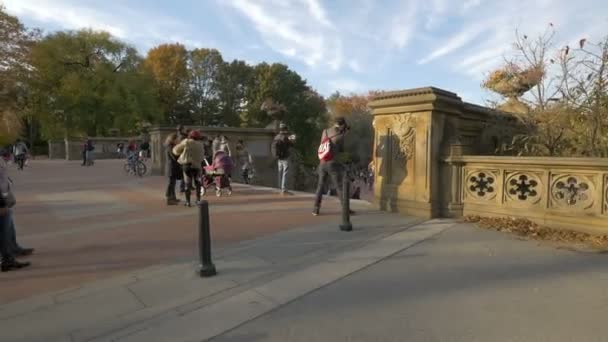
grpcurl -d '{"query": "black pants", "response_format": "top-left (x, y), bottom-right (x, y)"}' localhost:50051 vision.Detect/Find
top-left (16, 155), bottom-right (25, 170)
top-left (166, 177), bottom-right (177, 200)
top-left (314, 162), bottom-right (344, 210)
top-left (183, 165), bottom-right (202, 203)
top-left (0, 211), bottom-right (14, 262)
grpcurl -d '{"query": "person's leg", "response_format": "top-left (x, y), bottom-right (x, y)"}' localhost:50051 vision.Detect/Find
top-left (0, 212), bottom-right (12, 261)
top-left (194, 170), bottom-right (202, 202)
top-left (0, 210), bottom-right (30, 271)
top-left (313, 164), bottom-right (329, 214)
top-left (183, 168), bottom-right (192, 205)
top-left (277, 161), bottom-right (284, 191)
top-left (280, 160), bottom-right (290, 192)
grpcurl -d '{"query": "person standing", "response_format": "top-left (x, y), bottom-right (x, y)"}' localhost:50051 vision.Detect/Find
top-left (313, 117), bottom-right (353, 216)
top-left (173, 130), bottom-right (204, 207)
top-left (85, 139), bottom-right (95, 166)
top-left (0, 148), bottom-right (31, 272)
top-left (217, 135), bottom-right (232, 157)
top-left (164, 133), bottom-right (182, 205)
top-left (13, 140), bottom-right (28, 170)
top-left (235, 140), bottom-right (254, 184)
top-left (272, 123), bottom-right (295, 195)
top-left (176, 126), bottom-right (189, 193)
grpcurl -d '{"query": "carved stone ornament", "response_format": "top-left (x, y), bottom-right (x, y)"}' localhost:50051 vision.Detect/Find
top-left (551, 175), bottom-right (595, 209)
top-left (391, 114), bottom-right (416, 160)
top-left (465, 170), bottom-right (498, 201)
top-left (505, 172), bottom-right (542, 205)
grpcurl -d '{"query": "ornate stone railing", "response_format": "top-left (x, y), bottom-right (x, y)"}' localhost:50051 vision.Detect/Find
top-left (443, 156), bottom-right (608, 233)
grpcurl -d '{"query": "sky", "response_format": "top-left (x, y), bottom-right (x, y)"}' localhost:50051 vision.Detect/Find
top-left (3, 0), bottom-right (607, 104)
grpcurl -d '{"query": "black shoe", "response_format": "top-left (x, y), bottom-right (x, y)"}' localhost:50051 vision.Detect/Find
top-left (166, 198), bottom-right (180, 206)
top-left (184, 201), bottom-right (192, 207)
top-left (349, 210), bottom-right (356, 216)
top-left (15, 248), bottom-right (34, 257)
top-left (312, 208), bottom-right (320, 216)
top-left (1, 259), bottom-right (31, 272)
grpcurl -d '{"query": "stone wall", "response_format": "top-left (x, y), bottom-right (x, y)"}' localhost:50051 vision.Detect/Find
top-left (444, 156), bottom-right (608, 233)
top-left (369, 86), bottom-right (608, 233)
top-left (368, 87), bottom-right (521, 218)
top-left (49, 137), bottom-right (140, 160)
top-left (149, 126), bottom-right (280, 189)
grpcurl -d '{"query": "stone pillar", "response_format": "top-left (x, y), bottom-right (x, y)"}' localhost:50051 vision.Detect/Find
top-left (368, 87), bottom-right (512, 218)
top-left (149, 127), bottom-right (173, 176)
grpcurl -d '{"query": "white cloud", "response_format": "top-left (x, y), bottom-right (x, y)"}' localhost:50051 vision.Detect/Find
top-left (328, 78), bottom-right (365, 93)
top-left (389, 0), bottom-right (418, 49)
top-left (3, 0), bottom-right (210, 52)
top-left (223, 0), bottom-right (341, 69)
top-left (418, 20), bottom-right (492, 64)
top-left (462, 0), bottom-right (484, 12)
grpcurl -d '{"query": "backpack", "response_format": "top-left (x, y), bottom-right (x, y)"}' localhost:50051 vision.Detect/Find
top-left (273, 137), bottom-right (289, 159)
top-left (318, 130), bottom-right (337, 162)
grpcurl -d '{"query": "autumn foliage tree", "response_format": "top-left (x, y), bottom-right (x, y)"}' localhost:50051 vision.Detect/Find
top-left (484, 25), bottom-right (608, 157)
top-left (143, 43), bottom-right (189, 125)
top-left (326, 92), bottom-right (376, 166)
top-left (0, 5), bottom-right (38, 144)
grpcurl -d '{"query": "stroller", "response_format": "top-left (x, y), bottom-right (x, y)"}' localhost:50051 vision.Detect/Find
top-left (201, 151), bottom-right (233, 197)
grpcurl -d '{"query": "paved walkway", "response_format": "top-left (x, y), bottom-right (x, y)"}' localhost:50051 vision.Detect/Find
top-left (1, 160), bottom-right (364, 303)
top-left (2, 160), bottom-right (608, 341)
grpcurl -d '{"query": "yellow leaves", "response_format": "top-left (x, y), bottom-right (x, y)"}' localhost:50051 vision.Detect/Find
top-left (465, 215), bottom-right (608, 251)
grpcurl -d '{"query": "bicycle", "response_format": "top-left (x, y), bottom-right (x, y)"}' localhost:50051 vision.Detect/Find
top-left (123, 154), bottom-right (147, 177)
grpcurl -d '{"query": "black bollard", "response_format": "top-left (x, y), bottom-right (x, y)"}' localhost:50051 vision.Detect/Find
top-left (198, 200), bottom-right (217, 277)
top-left (340, 176), bottom-right (353, 232)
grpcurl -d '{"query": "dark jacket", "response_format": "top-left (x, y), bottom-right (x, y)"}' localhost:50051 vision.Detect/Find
top-left (165, 143), bottom-right (182, 180)
top-left (272, 132), bottom-right (293, 160)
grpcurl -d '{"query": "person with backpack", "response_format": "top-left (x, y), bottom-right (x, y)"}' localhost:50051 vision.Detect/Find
top-left (313, 117), bottom-right (354, 216)
top-left (173, 130), bottom-right (204, 207)
top-left (13, 140), bottom-right (28, 170)
top-left (272, 123), bottom-right (296, 195)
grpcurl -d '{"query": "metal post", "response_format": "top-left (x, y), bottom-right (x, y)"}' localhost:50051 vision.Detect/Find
top-left (340, 176), bottom-right (353, 232)
top-left (198, 200), bottom-right (217, 277)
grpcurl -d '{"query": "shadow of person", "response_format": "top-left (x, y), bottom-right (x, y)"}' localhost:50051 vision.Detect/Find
top-left (378, 134), bottom-right (408, 212)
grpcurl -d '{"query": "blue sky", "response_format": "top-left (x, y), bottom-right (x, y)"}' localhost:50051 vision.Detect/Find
top-left (3, 0), bottom-right (607, 104)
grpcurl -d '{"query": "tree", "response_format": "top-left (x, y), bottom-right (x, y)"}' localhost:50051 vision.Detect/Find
top-left (0, 5), bottom-right (38, 144)
top-left (244, 63), bottom-right (327, 162)
top-left (216, 60), bottom-right (253, 127)
top-left (484, 25), bottom-right (608, 157)
top-left (28, 29), bottom-right (160, 138)
top-left (143, 43), bottom-right (189, 124)
top-left (326, 92), bottom-right (375, 166)
top-left (188, 48), bottom-right (224, 126)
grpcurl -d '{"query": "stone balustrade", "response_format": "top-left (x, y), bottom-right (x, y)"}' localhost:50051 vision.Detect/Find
top-left (443, 156), bottom-right (608, 233)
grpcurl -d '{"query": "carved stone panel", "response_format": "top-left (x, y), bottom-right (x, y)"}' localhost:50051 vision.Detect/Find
top-left (504, 171), bottom-right (543, 205)
top-left (604, 175), bottom-right (608, 215)
top-left (550, 174), bottom-right (596, 210)
top-left (464, 169), bottom-right (499, 202)
top-left (391, 114), bottom-right (416, 161)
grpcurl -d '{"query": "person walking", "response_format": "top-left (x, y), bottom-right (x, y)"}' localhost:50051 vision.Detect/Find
top-left (217, 135), bottom-right (231, 157)
top-left (313, 117), bottom-right (354, 216)
top-left (173, 130), bottom-right (204, 207)
top-left (164, 133), bottom-right (182, 205)
top-left (272, 123), bottom-right (295, 195)
top-left (235, 140), bottom-right (254, 184)
top-left (0, 148), bottom-right (32, 272)
top-left (86, 139), bottom-right (95, 166)
top-left (13, 140), bottom-right (28, 170)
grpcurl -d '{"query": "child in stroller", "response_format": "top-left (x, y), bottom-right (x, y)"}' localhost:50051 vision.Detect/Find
top-left (201, 151), bottom-right (233, 197)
